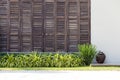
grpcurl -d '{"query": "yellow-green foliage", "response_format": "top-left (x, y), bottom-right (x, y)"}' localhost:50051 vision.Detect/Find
top-left (0, 44), bottom-right (96, 67)
top-left (0, 52), bottom-right (84, 67)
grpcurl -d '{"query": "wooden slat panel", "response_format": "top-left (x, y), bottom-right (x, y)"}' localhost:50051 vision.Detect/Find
top-left (44, 1), bottom-right (55, 52)
top-left (32, 0), bottom-right (44, 51)
top-left (0, 0), bottom-right (8, 52)
top-left (56, 1), bottom-right (66, 52)
top-left (0, 0), bottom-right (90, 52)
top-left (80, 0), bottom-right (90, 44)
top-left (9, 0), bottom-right (20, 52)
top-left (67, 1), bottom-right (78, 52)
top-left (21, 0), bottom-right (32, 52)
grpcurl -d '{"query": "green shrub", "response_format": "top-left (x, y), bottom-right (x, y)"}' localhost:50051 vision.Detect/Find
top-left (0, 52), bottom-right (84, 67)
top-left (78, 44), bottom-right (97, 66)
top-left (0, 45), bottom-right (97, 67)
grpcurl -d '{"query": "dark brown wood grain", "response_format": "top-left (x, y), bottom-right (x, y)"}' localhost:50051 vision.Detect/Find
top-left (0, 0), bottom-right (90, 52)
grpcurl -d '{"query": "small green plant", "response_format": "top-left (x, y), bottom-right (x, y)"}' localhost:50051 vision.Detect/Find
top-left (78, 44), bottom-right (97, 66)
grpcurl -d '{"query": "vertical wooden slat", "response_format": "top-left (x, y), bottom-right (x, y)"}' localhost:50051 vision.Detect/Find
top-left (43, 0), bottom-right (45, 52)
top-left (54, 0), bottom-right (57, 51)
top-left (64, 0), bottom-right (67, 52)
top-left (19, 0), bottom-right (22, 51)
top-left (7, 0), bottom-right (10, 52)
top-left (18, 0), bottom-right (21, 52)
top-left (6, 0), bottom-right (9, 52)
top-left (77, 0), bottom-right (80, 44)
top-left (88, 0), bottom-right (91, 44)
top-left (31, 0), bottom-right (33, 51)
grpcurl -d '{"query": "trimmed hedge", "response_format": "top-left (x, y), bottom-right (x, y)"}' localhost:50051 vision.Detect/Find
top-left (0, 52), bottom-right (85, 67)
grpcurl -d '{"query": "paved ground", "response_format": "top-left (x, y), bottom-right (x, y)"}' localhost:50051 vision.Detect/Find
top-left (0, 71), bottom-right (120, 80)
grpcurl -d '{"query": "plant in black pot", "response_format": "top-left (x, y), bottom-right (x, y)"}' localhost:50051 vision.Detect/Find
top-left (96, 51), bottom-right (106, 64)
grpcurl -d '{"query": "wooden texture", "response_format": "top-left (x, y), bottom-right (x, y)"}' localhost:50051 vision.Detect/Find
top-left (0, 0), bottom-right (90, 52)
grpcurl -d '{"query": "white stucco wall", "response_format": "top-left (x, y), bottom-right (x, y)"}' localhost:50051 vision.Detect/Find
top-left (91, 0), bottom-right (120, 64)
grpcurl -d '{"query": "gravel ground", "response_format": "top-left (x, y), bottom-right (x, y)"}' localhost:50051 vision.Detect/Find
top-left (0, 71), bottom-right (120, 80)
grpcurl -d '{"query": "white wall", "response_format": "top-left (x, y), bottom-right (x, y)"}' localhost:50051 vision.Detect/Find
top-left (91, 0), bottom-right (120, 64)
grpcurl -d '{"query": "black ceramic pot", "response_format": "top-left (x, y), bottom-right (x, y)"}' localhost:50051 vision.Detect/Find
top-left (96, 51), bottom-right (106, 63)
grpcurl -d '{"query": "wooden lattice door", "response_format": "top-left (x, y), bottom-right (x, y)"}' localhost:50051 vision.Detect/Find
top-left (0, 0), bottom-right (90, 52)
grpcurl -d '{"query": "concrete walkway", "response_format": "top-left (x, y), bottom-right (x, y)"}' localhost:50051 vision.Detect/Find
top-left (0, 71), bottom-right (120, 80)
